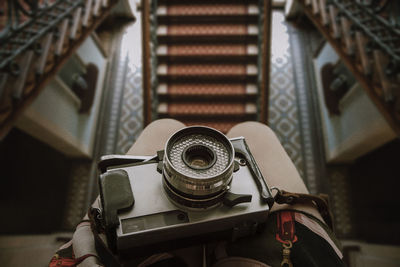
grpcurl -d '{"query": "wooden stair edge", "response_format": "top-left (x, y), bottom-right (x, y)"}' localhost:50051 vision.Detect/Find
top-left (157, 14), bottom-right (259, 24)
top-left (157, 35), bottom-right (259, 44)
top-left (157, 25), bottom-right (259, 36)
top-left (157, 75), bottom-right (258, 83)
top-left (157, 88), bottom-right (257, 101)
top-left (157, 55), bottom-right (259, 64)
top-left (157, 102), bottom-right (257, 115)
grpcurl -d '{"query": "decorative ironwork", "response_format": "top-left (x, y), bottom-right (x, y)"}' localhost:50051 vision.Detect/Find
top-left (0, 0), bottom-right (116, 138)
top-left (330, 0), bottom-right (400, 77)
top-left (301, 0), bottom-right (400, 134)
top-left (0, 0), bottom-right (84, 73)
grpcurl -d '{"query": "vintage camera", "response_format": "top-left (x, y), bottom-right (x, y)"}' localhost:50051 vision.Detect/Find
top-left (97, 126), bottom-right (274, 257)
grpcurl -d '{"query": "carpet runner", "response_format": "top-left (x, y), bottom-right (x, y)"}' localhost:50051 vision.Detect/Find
top-left (151, 0), bottom-right (269, 133)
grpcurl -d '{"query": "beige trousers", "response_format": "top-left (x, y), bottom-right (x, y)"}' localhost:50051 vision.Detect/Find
top-left (127, 118), bottom-right (323, 221)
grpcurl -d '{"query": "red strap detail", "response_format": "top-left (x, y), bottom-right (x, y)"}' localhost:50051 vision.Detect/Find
top-left (276, 211), bottom-right (298, 244)
top-left (49, 254), bottom-right (98, 267)
top-left (49, 255), bottom-right (78, 267)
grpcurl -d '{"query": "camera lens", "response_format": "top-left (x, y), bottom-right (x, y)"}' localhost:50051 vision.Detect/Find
top-left (163, 126), bottom-right (235, 209)
top-left (182, 144), bottom-right (217, 170)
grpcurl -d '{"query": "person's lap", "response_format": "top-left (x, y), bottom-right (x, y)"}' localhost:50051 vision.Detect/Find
top-left (126, 119), bottom-right (323, 220)
top-left (121, 119), bottom-right (337, 266)
top-left (53, 119), bottom-right (342, 267)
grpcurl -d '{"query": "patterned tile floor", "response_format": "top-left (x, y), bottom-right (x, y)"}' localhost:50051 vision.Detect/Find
top-left (116, 64), bottom-right (143, 154)
top-left (268, 11), bottom-right (305, 180)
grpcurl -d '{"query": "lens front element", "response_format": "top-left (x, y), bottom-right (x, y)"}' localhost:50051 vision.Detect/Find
top-left (182, 144), bottom-right (217, 170)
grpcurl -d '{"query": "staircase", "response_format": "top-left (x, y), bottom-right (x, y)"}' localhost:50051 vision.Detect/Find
top-left (143, 0), bottom-right (271, 133)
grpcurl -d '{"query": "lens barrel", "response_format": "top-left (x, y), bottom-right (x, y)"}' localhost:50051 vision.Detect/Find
top-left (163, 126), bottom-right (234, 208)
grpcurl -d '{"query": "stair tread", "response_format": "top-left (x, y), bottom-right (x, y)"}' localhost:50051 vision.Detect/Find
top-left (158, 74), bottom-right (257, 83)
top-left (158, 64), bottom-right (257, 76)
top-left (157, 35), bottom-right (258, 44)
top-left (157, 14), bottom-right (258, 24)
top-left (153, 0), bottom-right (263, 129)
top-left (157, 24), bottom-right (258, 36)
top-left (158, 4), bottom-right (257, 16)
top-left (157, 83), bottom-right (257, 96)
top-left (157, 44), bottom-right (258, 56)
top-left (158, 102), bottom-right (257, 115)
top-left (157, 55), bottom-right (258, 64)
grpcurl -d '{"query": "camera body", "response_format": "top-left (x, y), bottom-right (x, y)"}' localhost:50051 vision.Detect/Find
top-left (98, 126), bottom-right (274, 257)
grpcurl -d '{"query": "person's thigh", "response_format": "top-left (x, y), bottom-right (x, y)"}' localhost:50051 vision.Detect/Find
top-left (227, 121), bottom-right (324, 221)
top-left (126, 119), bottom-right (186, 156)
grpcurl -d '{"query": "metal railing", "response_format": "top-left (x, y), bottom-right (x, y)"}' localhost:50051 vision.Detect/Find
top-left (0, 0), bottom-right (115, 138)
top-left (303, 0), bottom-right (400, 134)
top-left (0, 0), bottom-right (85, 74)
top-left (331, 0), bottom-right (400, 77)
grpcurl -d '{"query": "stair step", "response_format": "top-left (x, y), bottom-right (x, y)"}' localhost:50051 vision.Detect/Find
top-left (158, 54), bottom-right (258, 64)
top-left (158, 102), bottom-right (257, 117)
top-left (157, 83), bottom-right (257, 101)
top-left (157, 24), bottom-right (258, 36)
top-left (157, 44), bottom-right (258, 63)
top-left (157, 64), bottom-right (257, 76)
top-left (157, 44), bottom-right (258, 56)
top-left (157, 63), bottom-right (257, 83)
top-left (157, 14), bottom-right (258, 24)
top-left (157, 34), bottom-right (258, 44)
top-left (157, 4), bottom-right (258, 16)
top-left (157, 83), bottom-right (257, 96)
top-left (158, 74), bottom-right (257, 83)
top-left (152, 0), bottom-right (264, 132)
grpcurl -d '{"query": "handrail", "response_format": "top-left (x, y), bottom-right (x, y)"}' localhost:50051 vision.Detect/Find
top-left (0, 0), bottom-right (84, 72)
top-left (331, 0), bottom-right (400, 76)
top-left (0, 0), bottom-right (117, 138)
top-left (300, 0), bottom-right (400, 135)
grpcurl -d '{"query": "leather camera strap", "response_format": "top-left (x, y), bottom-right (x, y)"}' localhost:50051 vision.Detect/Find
top-left (88, 208), bottom-right (122, 267)
top-left (87, 190), bottom-right (334, 266)
top-left (272, 188), bottom-right (334, 231)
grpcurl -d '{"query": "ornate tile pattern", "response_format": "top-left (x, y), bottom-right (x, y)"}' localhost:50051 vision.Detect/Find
top-left (116, 64), bottom-right (144, 155)
top-left (268, 11), bottom-right (305, 179)
top-left (327, 166), bottom-right (355, 238)
top-left (168, 84), bottom-right (246, 95)
top-left (288, 23), bottom-right (319, 194)
top-left (167, 24), bottom-right (248, 35)
top-left (103, 54), bottom-right (129, 155)
top-left (168, 64), bottom-right (246, 75)
top-left (167, 4), bottom-right (247, 15)
top-left (62, 162), bottom-right (92, 230)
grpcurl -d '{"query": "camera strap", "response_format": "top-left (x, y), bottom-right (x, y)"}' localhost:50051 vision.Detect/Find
top-left (271, 188), bottom-right (334, 231)
top-left (88, 208), bottom-right (123, 267)
top-left (87, 189), bottom-right (333, 267)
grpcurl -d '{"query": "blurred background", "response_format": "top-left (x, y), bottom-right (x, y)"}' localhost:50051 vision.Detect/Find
top-left (0, 0), bottom-right (399, 266)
